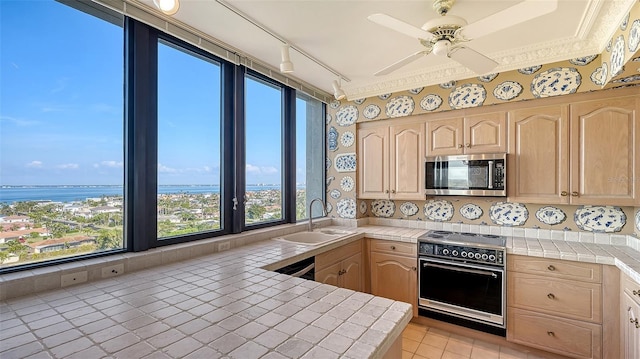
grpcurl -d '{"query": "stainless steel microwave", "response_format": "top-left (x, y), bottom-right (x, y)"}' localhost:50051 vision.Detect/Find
top-left (425, 153), bottom-right (506, 196)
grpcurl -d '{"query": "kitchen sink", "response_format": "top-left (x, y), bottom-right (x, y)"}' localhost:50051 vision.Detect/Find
top-left (272, 229), bottom-right (354, 245)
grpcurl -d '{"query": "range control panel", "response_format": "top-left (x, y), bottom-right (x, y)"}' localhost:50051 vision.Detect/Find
top-left (419, 242), bottom-right (504, 266)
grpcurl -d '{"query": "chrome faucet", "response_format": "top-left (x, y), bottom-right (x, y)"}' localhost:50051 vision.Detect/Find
top-left (308, 198), bottom-right (327, 232)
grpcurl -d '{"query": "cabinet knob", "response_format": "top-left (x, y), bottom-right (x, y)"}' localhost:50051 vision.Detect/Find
top-left (547, 293), bottom-right (555, 300)
top-left (390, 245), bottom-right (396, 250)
top-left (457, 144), bottom-right (463, 148)
top-left (631, 318), bottom-right (639, 329)
top-left (547, 331), bottom-right (555, 337)
top-left (391, 189), bottom-right (396, 194)
top-left (633, 289), bottom-right (640, 297)
top-left (412, 266), bottom-right (417, 271)
top-left (561, 191), bottom-right (568, 197)
top-left (571, 191), bottom-right (579, 197)
top-left (465, 143), bottom-right (471, 148)
top-left (547, 265), bottom-right (556, 271)
top-left (385, 189), bottom-right (389, 194)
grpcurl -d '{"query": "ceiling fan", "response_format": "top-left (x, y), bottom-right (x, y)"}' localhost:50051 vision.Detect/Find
top-left (368, 0), bottom-right (558, 76)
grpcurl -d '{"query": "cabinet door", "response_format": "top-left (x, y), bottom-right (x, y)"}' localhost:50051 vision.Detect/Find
top-left (426, 118), bottom-right (463, 156)
top-left (622, 292), bottom-right (640, 359)
top-left (341, 252), bottom-right (363, 292)
top-left (358, 127), bottom-right (389, 199)
top-left (570, 97), bottom-right (640, 205)
top-left (508, 106), bottom-right (569, 203)
top-left (464, 112), bottom-right (507, 154)
top-left (370, 252), bottom-right (417, 317)
top-left (315, 261), bottom-right (341, 287)
top-left (389, 123), bottom-right (425, 200)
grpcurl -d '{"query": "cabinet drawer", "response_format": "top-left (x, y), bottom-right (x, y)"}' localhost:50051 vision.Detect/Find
top-left (622, 273), bottom-right (640, 305)
top-left (316, 240), bottom-right (362, 271)
top-left (508, 255), bottom-right (601, 283)
top-left (508, 307), bottom-right (602, 359)
top-left (370, 239), bottom-right (416, 256)
top-left (508, 272), bottom-right (602, 323)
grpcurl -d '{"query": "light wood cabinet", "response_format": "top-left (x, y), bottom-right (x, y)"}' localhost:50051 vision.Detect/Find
top-left (508, 95), bottom-right (640, 205)
top-left (369, 239), bottom-right (418, 317)
top-left (570, 96), bottom-right (640, 206)
top-left (358, 122), bottom-right (424, 200)
top-left (315, 240), bottom-right (363, 292)
top-left (426, 111), bottom-right (506, 156)
top-left (621, 274), bottom-right (640, 358)
top-left (507, 255), bottom-right (618, 359)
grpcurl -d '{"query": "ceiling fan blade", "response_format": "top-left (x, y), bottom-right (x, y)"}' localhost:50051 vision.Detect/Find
top-left (374, 50), bottom-right (428, 76)
top-left (368, 13), bottom-right (436, 41)
top-left (448, 46), bottom-right (498, 74)
top-left (460, 0), bottom-right (558, 40)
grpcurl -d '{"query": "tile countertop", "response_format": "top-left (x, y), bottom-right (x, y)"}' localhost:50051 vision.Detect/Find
top-left (3, 222), bottom-right (640, 358)
top-left (0, 227), bottom-right (412, 359)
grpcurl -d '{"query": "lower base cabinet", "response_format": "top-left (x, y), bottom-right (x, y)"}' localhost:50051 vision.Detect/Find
top-left (621, 274), bottom-right (640, 358)
top-left (369, 239), bottom-right (418, 317)
top-left (315, 240), bottom-right (363, 292)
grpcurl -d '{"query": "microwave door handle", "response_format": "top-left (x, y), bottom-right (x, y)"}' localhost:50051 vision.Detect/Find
top-left (423, 261), bottom-right (498, 279)
top-left (488, 160), bottom-right (494, 189)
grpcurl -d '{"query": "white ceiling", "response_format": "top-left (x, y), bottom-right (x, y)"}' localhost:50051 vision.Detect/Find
top-left (139, 0), bottom-right (636, 100)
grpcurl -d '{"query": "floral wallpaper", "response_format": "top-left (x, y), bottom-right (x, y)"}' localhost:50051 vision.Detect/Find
top-left (325, 2), bottom-right (640, 235)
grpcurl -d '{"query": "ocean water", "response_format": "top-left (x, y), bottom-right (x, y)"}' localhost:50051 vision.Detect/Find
top-left (0, 185), bottom-right (289, 204)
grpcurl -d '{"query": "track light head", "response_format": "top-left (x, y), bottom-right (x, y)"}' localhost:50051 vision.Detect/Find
top-left (153, 0), bottom-right (180, 15)
top-left (332, 80), bottom-right (346, 100)
top-left (279, 44), bottom-right (294, 73)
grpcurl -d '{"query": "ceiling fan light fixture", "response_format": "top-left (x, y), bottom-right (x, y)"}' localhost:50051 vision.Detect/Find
top-left (279, 44), bottom-right (294, 73)
top-left (153, 0), bottom-right (180, 15)
top-left (332, 80), bottom-right (346, 100)
top-left (432, 40), bottom-right (451, 57)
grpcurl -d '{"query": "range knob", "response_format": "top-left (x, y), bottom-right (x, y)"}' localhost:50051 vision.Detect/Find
top-left (489, 254), bottom-right (496, 261)
top-left (451, 250), bottom-right (459, 256)
top-left (442, 249), bottom-right (450, 255)
top-left (481, 254), bottom-right (488, 260)
top-left (461, 251), bottom-right (468, 258)
top-left (474, 253), bottom-right (482, 259)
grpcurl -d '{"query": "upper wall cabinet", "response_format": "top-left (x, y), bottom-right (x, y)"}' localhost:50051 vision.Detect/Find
top-left (570, 96), bottom-right (639, 206)
top-left (426, 112), bottom-right (507, 156)
top-left (508, 94), bottom-right (639, 206)
top-left (358, 122), bottom-right (425, 200)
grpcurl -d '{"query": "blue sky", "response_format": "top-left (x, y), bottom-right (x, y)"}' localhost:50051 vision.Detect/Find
top-left (1, 0), bottom-right (298, 186)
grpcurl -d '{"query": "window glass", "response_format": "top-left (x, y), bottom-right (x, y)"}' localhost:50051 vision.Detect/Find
top-left (0, 0), bottom-right (124, 268)
top-left (295, 95), bottom-right (325, 220)
top-left (244, 76), bottom-right (283, 225)
top-left (157, 41), bottom-right (222, 239)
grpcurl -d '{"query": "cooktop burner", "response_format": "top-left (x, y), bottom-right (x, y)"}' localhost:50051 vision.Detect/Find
top-left (418, 230), bottom-right (506, 248)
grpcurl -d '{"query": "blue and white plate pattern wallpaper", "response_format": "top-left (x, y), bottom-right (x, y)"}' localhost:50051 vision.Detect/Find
top-left (359, 201), bottom-right (368, 215)
top-left (329, 189), bottom-right (341, 199)
top-left (336, 198), bottom-right (356, 219)
top-left (635, 210), bottom-right (640, 233)
top-left (489, 202), bottom-right (528, 226)
top-left (459, 203), bottom-right (483, 220)
top-left (449, 84), bottom-right (486, 109)
top-left (385, 96), bottom-right (415, 118)
top-left (420, 94), bottom-right (443, 111)
top-left (371, 199), bottom-right (396, 218)
top-left (424, 200), bottom-right (454, 222)
top-left (590, 64), bottom-right (608, 86)
top-left (340, 176), bottom-right (354, 192)
top-left (334, 153), bottom-right (356, 172)
top-left (328, 126), bottom-right (338, 151)
top-left (629, 20), bottom-right (640, 53)
top-left (400, 202), bottom-right (419, 217)
top-left (574, 205), bottom-right (626, 232)
top-left (408, 87), bottom-right (424, 95)
top-left (335, 105), bottom-right (358, 126)
top-left (531, 67), bottom-right (581, 98)
top-left (610, 35), bottom-right (626, 77)
top-left (569, 55), bottom-right (597, 66)
top-left (518, 65), bottom-right (542, 75)
top-left (493, 81), bottom-right (523, 101)
top-left (440, 81), bottom-right (456, 89)
top-left (478, 73), bottom-right (498, 82)
top-left (535, 206), bottom-right (566, 225)
top-left (363, 104), bottom-right (381, 120)
top-left (340, 131), bottom-right (355, 148)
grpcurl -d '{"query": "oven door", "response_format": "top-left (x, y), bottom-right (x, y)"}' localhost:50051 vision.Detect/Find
top-left (418, 257), bottom-right (504, 327)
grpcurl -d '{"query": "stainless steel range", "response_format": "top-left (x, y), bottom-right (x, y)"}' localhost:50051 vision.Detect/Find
top-left (417, 230), bottom-right (506, 336)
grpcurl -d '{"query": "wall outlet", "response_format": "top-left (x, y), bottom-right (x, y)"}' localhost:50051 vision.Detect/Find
top-left (217, 241), bottom-right (230, 252)
top-left (61, 271), bottom-right (88, 287)
top-left (101, 263), bottom-right (124, 278)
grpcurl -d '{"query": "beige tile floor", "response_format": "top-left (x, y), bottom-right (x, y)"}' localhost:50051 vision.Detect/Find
top-left (401, 322), bottom-right (551, 359)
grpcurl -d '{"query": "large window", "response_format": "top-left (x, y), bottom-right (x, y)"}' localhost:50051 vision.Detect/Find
top-left (244, 76), bottom-right (284, 226)
top-left (0, 0), bottom-right (124, 268)
top-left (157, 41), bottom-right (222, 239)
top-left (296, 94), bottom-right (325, 220)
top-left (0, 1), bottom-right (325, 271)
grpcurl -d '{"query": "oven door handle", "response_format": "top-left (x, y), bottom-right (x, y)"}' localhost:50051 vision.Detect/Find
top-left (423, 261), bottom-right (498, 279)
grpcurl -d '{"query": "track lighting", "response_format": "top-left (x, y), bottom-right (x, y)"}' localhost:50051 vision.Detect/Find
top-left (332, 79), bottom-right (346, 100)
top-left (153, 0), bottom-right (180, 15)
top-left (279, 44), bottom-right (294, 73)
